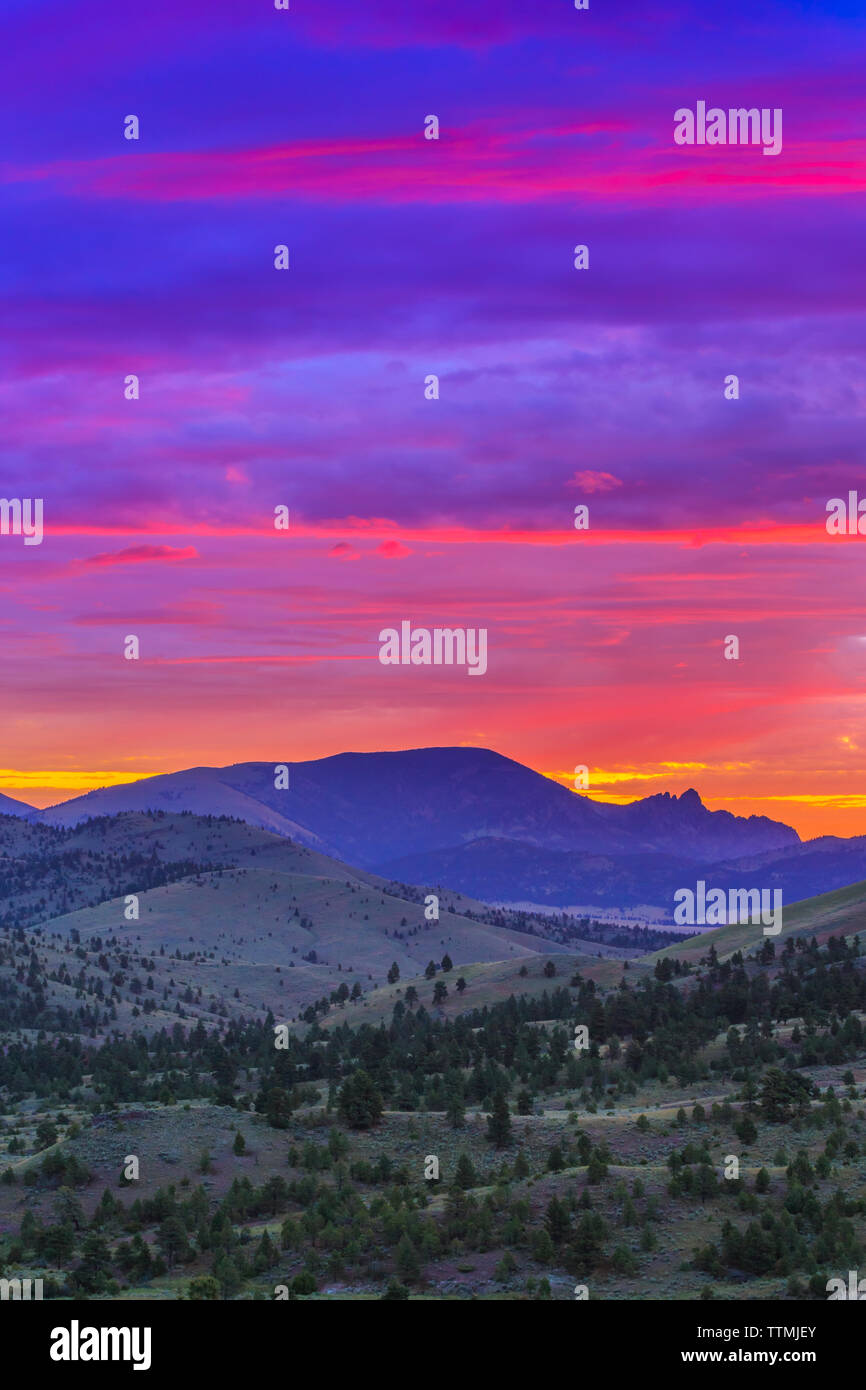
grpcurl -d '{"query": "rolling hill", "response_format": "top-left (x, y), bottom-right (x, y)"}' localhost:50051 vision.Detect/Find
top-left (0, 809), bottom-right (606, 1034)
top-left (325, 877), bottom-right (866, 1024)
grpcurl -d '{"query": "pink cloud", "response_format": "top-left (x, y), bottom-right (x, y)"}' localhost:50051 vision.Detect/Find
top-left (8, 129), bottom-right (866, 209)
top-left (81, 545), bottom-right (199, 567)
top-left (41, 518), bottom-right (844, 550)
top-left (568, 471), bottom-right (623, 495)
top-left (376, 540), bottom-right (411, 558)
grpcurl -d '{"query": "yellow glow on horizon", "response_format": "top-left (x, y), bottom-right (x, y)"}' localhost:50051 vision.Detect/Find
top-left (545, 762), bottom-right (753, 789)
top-left (0, 769), bottom-right (150, 792)
top-left (712, 794), bottom-right (866, 808)
top-left (541, 768), bottom-right (866, 819)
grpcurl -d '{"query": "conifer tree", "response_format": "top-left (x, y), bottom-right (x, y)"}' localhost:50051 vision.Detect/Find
top-left (486, 1091), bottom-right (512, 1148)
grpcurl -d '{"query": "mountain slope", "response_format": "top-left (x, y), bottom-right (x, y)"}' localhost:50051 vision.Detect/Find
top-left (642, 875), bottom-right (866, 971)
top-left (378, 838), bottom-right (695, 911)
top-left (345, 877), bottom-right (866, 1018)
top-left (3, 809), bottom-right (585, 1030)
top-left (39, 768), bottom-right (331, 851)
top-left (0, 790), bottom-right (37, 819)
top-left (378, 834), bottom-right (866, 914)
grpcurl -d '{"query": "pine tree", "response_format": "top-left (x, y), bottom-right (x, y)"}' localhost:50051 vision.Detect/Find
top-left (213, 1254), bottom-right (243, 1298)
top-left (486, 1091), bottom-right (512, 1148)
top-left (547, 1143), bottom-right (565, 1172)
top-left (338, 1069), bottom-right (384, 1129)
top-left (157, 1216), bottom-right (189, 1269)
top-left (453, 1152), bottom-right (477, 1190)
top-left (255, 1230), bottom-right (277, 1272)
top-left (587, 1151), bottom-right (608, 1183)
top-left (532, 1228), bottom-right (554, 1262)
top-left (544, 1195), bottom-right (571, 1245)
top-left (395, 1233), bottom-right (420, 1283)
top-left (446, 1085), bottom-right (465, 1129)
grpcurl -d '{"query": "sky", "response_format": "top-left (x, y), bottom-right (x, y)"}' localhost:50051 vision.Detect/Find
top-left (1, 0), bottom-right (865, 839)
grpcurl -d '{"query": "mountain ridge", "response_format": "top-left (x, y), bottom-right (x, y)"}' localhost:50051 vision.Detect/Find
top-left (31, 746), bottom-right (800, 870)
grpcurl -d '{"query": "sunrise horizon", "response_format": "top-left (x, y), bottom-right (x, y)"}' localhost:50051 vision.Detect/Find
top-left (4, 739), bottom-right (864, 843)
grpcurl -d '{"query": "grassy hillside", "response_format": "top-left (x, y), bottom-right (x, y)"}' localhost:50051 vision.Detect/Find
top-left (326, 877), bottom-right (866, 1026)
top-left (643, 877), bottom-right (866, 971)
top-left (0, 818), bottom-right (863, 1305)
top-left (0, 810), bottom-right (623, 1038)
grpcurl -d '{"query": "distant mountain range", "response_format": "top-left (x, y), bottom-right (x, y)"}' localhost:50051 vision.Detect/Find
top-left (378, 834), bottom-right (866, 913)
top-left (4, 746), bottom-right (863, 915)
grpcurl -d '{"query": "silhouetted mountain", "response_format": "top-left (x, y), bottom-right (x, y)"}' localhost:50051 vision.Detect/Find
top-left (40, 766), bottom-right (330, 849)
top-left (38, 746), bottom-right (799, 867)
top-left (704, 835), bottom-right (866, 910)
top-left (0, 791), bottom-right (37, 819)
top-left (614, 788), bottom-right (795, 861)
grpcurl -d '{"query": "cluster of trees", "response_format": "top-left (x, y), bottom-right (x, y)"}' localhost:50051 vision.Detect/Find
top-left (4, 1147), bottom-right (92, 1191)
top-left (299, 981), bottom-right (363, 1023)
top-left (694, 1185), bottom-right (863, 1279)
top-left (0, 930), bottom-right (861, 1134)
top-left (6, 1137), bottom-right (591, 1298)
top-left (0, 838), bottom-right (211, 934)
top-left (382, 880), bottom-right (681, 955)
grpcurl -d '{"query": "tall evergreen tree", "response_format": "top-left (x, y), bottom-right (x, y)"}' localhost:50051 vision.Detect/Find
top-left (453, 1152), bottom-right (477, 1190)
top-left (486, 1091), bottom-right (512, 1148)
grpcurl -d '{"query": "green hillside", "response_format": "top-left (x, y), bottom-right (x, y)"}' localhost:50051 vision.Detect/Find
top-left (335, 877), bottom-right (866, 1024)
top-left (643, 877), bottom-right (866, 971)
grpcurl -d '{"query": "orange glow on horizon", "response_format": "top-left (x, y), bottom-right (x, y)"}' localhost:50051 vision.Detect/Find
top-left (3, 760), bottom-right (862, 843)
